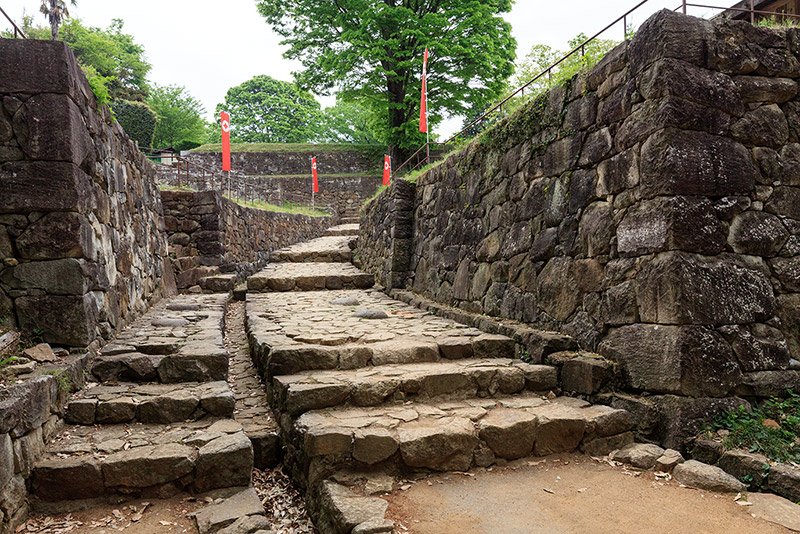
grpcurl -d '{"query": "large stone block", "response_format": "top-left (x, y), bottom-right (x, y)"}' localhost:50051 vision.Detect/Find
top-left (0, 39), bottom-right (86, 99)
top-left (628, 10), bottom-right (711, 73)
top-left (15, 212), bottom-right (95, 260)
top-left (719, 324), bottom-right (790, 372)
top-left (599, 324), bottom-right (741, 397)
top-left (0, 161), bottom-right (95, 214)
top-left (728, 211), bottom-right (789, 257)
top-left (640, 129), bottom-right (756, 199)
top-left (16, 293), bottom-right (97, 346)
top-left (731, 104), bottom-right (789, 148)
top-left (649, 395), bottom-right (748, 450)
top-left (776, 294), bottom-right (800, 355)
top-left (15, 93), bottom-right (94, 164)
top-left (617, 197), bottom-right (726, 257)
top-left (636, 252), bottom-right (774, 326)
top-left (3, 258), bottom-right (91, 295)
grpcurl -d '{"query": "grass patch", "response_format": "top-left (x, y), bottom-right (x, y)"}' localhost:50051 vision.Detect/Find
top-left (228, 197), bottom-right (330, 217)
top-left (191, 143), bottom-right (385, 156)
top-left (757, 16), bottom-right (800, 28)
top-left (711, 392), bottom-right (800, 463)
top-left (159, 184), bottom-right (196, 192)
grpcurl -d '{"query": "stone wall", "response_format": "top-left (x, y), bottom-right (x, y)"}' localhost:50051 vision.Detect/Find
top-left (359, 11), bottom-right (800, 420)
top-left (0, 354), bottom-right (88, 533)
top-left (161, 190), bottom-right (333, 289)
top-left (0, 39), bottom-right (173, 348)
top-left (157, 167), bottom-right (380, 217)
top-left (187, 146), bottom-right (383, 175)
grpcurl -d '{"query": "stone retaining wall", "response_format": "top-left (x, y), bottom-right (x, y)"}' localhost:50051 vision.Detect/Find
top-left (157, 167), bottom-right (380, 217)
top-left (187, 147), bottom-right (382, 175)
top-left (0, 354), bottom-right (88, 533)
top-left (0, 39), bottom-right (173, 348)
top-left (359, 10), bottom-right (800, 441)
top-left (161, 190), bottom-right (333, 289)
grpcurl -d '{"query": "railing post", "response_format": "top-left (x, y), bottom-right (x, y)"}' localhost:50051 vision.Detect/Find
top-left (750, 0), bottom-right (755, 24)
top-left (623, 15), bottom-right (628, 40)
top-left (682, 0), bottom-right (687, 14)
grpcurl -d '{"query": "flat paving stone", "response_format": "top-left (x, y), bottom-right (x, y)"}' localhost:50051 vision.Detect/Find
top-left (290, 395), bottom-right (632, 484)
top-left (65, 381), bottom-right (235, 425)
top-left (247, 262), bottom-right (374, 292)
top-left (324, 224), bottom-right (360, 236)
top-left (247, 289), bottom-right (516, 375)
top-left (271, 235), bottom-right (355, 263)
top-left (32, 419), bottom-right (253, 501)
top-left (271, 358), bottom-right (558, 416)
top-left (91, 294), bottom-right (228, 383)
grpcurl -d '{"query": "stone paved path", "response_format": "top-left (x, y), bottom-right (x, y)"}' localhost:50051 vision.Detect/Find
top-left (31, 294), bottom-right (255, 512)
top-left (242, 223), bottom-right (634, 532)
top-left (323, 223), bottom-right (359, 236)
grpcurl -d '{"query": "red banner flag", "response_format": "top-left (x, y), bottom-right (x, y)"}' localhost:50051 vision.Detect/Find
top-left (220, 111), bottom-right (231, 172)
top-left (311, 156), bottom-right (319, 193)
top-left (419, 48), bottom-right (429, 133)
top-left (383, 155), bottom-right (391, 186)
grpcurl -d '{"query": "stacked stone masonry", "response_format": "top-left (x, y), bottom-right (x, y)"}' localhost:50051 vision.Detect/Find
top-left (359, 11), bottom-right (800, 444)
top-left (158, 147), bottom-right (385, 217)
top-left (161, 190), bottom-right (332, 290)
top-left (0, 39), bottom-right (173, 348)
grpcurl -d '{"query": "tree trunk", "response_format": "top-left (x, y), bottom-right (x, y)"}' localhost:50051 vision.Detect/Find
top-left (51, 21), bottom-right (58, 40)
top-left (387, 78), bottom-right (410, 166)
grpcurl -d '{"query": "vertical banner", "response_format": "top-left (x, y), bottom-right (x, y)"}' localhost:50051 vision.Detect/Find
top-left (383, 155), bottom-right (391, 186)
top-left (311, 156), bottom-right (319, 193)
top-left (419, 48), bottom-right (429, 133)
top-left (220, 111), bottom-right (231, 172)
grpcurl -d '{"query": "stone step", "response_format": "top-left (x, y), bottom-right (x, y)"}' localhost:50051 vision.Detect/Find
top-left (247, 263), bottom-right (374, 292)
top-left (65, 381), bottom-right (235, 425)
top-left (91, 294), bottom-right (229, 383)
top-left (324, 224), bottom-right (359, 236)
top-left (31, 419), bottom-right (253, 503)
top-left (285, 395), bottom-right (633, 487)
top-left (339, 217), bottom-right (360, 225)
top-left (270, 236), bottom-right (355, 263)
top-left (270, 359), bottom-right (558, 417)
top-left (247, 291), bottom-right (516, 376)
top-left (198, 274), bottom-right (237, 292)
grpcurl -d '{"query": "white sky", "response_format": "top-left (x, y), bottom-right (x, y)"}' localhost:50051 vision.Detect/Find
top-left (1, 0), bottom-right (735, 134)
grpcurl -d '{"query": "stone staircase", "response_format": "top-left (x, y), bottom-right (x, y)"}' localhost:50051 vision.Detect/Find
top-left (243, 224), bottom-right (633, 531)
top-left (30, 294), bottom-right (254, 512)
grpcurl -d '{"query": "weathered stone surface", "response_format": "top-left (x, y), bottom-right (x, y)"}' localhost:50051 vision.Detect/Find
top-left (102, 443), bottom-right (195, 488)
top-left (398, 417), bottom-right (476, 471)
top-left (655, 449), bottom-right (684, 472)
top-left (16, 294), bottom-right (96, 346)
top-left (194, 432), bottom-right (253, 492)
top-left (672, 460), bottom-right (747, 492)
top-left (560, 355), bottom-right (613, 395)
top-left (194, 488), bottom-right (265, 534)
top-left (33, 456), bottom-right (104, 501)
top-left (718, 450), bottom-right (771, 488)
top-left (729, 211), bottom-right (789, 257)
top-left (767, 464), bottom-right (800, 503)
top-left (15, 212), bottom-right (94, 260)
top-left (718, 324), bottom-right (790, 373)
top-left (640, 129), bottom-right (756, 199)
top-left (600, 324), bottom-right (741, 397)
top-left (319, 481), bottom-right (389, 534)
top-left (637, 252), bottom-right (774, 326)
top-left (748, 493), bottom-right (800, 533)
top-left (731, 104), bottom-right (789, 148)
top-left (734, 76), bottom-right (798, 103)
top-left (353, 428), bottom-right (398, 465)
top-left (478, 409), bottom-right (537, 460)
top-left (533, 404), bottom-right (585, 456)
top-left (612, 443), bottom-right (665, 469)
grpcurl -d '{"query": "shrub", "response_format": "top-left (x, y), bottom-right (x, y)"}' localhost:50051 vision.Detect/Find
top-left (114, 99), bottom-right (157, 149)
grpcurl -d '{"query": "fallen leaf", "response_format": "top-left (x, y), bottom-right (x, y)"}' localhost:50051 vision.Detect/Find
top-left (543, 488), bottom-right (555, 494)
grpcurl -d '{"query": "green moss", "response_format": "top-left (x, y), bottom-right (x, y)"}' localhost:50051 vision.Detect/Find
top-left (228, 197), bottom-right (330, 217)
top-left (44, 370), bottom-right (72, 394)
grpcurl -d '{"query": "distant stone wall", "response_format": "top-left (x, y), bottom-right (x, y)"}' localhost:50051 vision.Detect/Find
top-left (161, 190), bottom-right (333, 289)
top-left (0, 39), bottom-right (173, 348)
top-left (360, 10), bottom-right (800, 444)
top-left (187, 147), bottom-right (382, 175)
top-left (157, 167), bottom-right (380, 217)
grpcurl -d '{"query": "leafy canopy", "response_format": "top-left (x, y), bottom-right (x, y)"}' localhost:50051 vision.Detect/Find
top-left (317, 99), bottom-right (382, 145)
top-left (148, 85), bottom-right (208, 150)
top-left (215, 75), bottom-right (321, 143)
top-left (255, 0), bottom-right (516, 154)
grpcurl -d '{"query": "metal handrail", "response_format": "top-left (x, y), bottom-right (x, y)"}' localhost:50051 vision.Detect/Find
top-left (0, 6), bottom-right (27, 38)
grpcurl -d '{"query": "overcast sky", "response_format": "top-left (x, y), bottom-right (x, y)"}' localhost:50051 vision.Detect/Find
top-left (1, 0), bottom-right (734, 132)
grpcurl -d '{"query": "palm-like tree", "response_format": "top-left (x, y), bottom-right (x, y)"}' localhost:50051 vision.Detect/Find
top-left (40, 0), bottom-right (76, 40)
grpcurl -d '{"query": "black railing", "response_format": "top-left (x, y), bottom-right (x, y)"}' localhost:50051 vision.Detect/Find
top-left (0, 6), bottom-right (26, 39)
top-left (395, 0), bottom-right (800, 176)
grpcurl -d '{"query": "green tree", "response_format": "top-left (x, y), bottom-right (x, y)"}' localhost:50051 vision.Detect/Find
top-left (216, 75), bottom-right (321, 143)
top-left (113, 100), bottom-right (156, 149)
top-left (317, 99), bottom-right (382, 144)
top-left (40, 0), bottom-right (76, 40)
top-left (255, 0), bottom-right (516, 160)
top-left (148, 85), bottom-right (208, 150)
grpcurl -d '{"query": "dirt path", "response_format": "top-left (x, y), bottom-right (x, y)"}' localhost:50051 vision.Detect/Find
top-left (387, 454), bottom-right (791, 534)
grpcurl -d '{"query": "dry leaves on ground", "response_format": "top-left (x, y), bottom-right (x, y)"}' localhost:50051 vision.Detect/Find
top-left (253, 467), bottom-right (316, 533)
